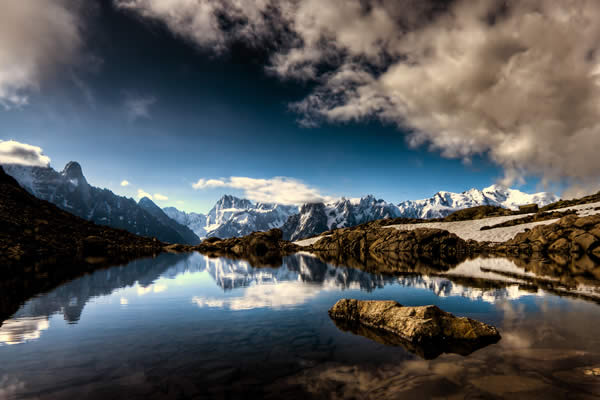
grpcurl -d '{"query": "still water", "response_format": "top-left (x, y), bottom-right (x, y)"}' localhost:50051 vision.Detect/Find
top-left (1, 252), bottom-right (599, 399)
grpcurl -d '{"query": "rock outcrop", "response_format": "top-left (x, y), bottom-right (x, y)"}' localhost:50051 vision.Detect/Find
top-left (309, 226), bottom-right (474, 260)
top-left (329, 299), bottom-right (500, 358)
top-left (494, 214), bottom-right (600, 257)
top-left (193, 228), bottom-right (300, 267)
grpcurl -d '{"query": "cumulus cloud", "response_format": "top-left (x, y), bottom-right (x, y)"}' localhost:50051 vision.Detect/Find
top-left (192, 176), bottom-right (332, 204)
top-left (124, 93), bottom-right (156, 120)
top-left (120, 180), bottom-right (130, 187)
top-left (137, 189), bottom-right (153, 199)
top-left (0, 140), bottom-right (51, 167)
top-left (117, 0), bottom-right (600, 194)
top-left (136, 189), bottom-right (169, 201)
top-left (153, 193), bottom-right (168, 201)
top-left (0, 0), bottom-right (84, 108)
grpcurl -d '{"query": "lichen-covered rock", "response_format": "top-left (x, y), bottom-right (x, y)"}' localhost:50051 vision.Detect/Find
top-left (328, 299), bottom-right (500, 345)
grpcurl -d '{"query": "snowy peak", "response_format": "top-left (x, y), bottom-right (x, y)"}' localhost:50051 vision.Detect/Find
top-left (282, 195), bottom-right (401, 241)
top-left (212, 194), bottom-right (253, 211)
top-left (397, 185), bottom-right (559, 219)
top-left (165, 196), bottom-right (299, 240)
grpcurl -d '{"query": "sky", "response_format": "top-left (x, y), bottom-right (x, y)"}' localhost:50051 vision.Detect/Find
top-left (2, 0), bottom-right (600, 213)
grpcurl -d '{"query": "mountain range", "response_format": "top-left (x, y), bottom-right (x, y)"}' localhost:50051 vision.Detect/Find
top-left (165, 185), bottom-right (559, 241)
top-left (3, 162), bottom-right (200, 245)
top-left (3, 160), bottom-right (559, 243)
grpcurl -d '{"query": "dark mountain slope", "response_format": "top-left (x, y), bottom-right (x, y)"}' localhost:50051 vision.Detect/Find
top-left (3, 162), bottom-right (196, 244)
top-left (0, 166), bottom-right (164, 269)
top-left (139, 197), bottom-right (200, 244)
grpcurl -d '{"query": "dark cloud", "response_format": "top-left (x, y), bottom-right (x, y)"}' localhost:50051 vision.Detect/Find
top-left (0, 0), bottom-right (86, 108)
top-left (0, 140), bottom-right (51, 167)
top-left (103, 1), bottom-right (600, 194)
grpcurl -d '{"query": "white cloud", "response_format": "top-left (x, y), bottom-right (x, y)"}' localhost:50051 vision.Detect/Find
top-left (0, 140), bottom-right (51, 167)
top-left (0, 0), bottom-right (84, 108)
top-left (192, 176), bottom-right (333, 204)
top-left (137, 188), bottom-right (153, 199)
top-left (124, 93), bottom-right (156, 120)
top-left (191, 178), bottom-right (227, 189)
top-left (136, 189), bottom-right (169, 201)
top-left (153, 193), bottom-right (168, 201)
top-left (118, 0), bottom-right (600, 194)
top-left (120, 180), bottom-right (130, 187)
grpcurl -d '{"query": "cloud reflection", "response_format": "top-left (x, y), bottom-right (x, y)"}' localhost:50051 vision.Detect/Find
top-left (192, 281), bottom-right (324, 310)
top-left (136, 283), bottom-right (167, 296)
top-left (0, 316), bottom-right (50, 345)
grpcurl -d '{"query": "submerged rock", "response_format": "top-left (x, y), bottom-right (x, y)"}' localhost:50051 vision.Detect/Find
top-left (329, 299), bottom-right (500, 358)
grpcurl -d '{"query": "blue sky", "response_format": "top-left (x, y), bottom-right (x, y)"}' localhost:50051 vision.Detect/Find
top-left (2, 0), bottom-right (587, 213)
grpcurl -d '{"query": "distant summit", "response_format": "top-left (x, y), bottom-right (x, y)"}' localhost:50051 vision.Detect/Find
top-left (164, 195), bottom-right (298, 239)
top-left (138, 196), bottom-right (200, 244)
top-left (396, 184), bottom-right (559, 219)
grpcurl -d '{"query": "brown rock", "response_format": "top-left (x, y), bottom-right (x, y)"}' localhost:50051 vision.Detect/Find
top-left (588, 227), bottom-right (600, 239)
top-left (573, 232), bottom-right (598, 252)
top-left (574, 214), bottom-right (600, 229)
top-left (519, 203), bottom-right (539, 213)
top-left (328, 299), bottom-right (500, 344)
top-left (193, 228), bottom-right (298, 267)
top-left (559, 214), bottom-right (578, 227)
top-left (549, 238), bottom-right (570, 253)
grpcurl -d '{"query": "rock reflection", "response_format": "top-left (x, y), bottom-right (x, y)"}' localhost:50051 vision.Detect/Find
top-left (273, 299), bottom-right (600, 399)
top-left (331, 318), bottom-right (500, 360)
top-left (312, 250), bottom-right (600, 303)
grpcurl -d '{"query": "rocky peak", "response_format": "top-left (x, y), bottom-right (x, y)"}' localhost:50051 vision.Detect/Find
top-left (214, 194), bottom-right (253, 210)
top-left (300, 202), bottom-right (326, 214)
top-left (61, 161), bottom-right (88, 187)
top-left (138, 196), bottom-right (159, 210)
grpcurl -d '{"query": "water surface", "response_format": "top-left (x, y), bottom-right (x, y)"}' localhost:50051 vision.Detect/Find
top-left (1, 253), bottom-right (599, 399)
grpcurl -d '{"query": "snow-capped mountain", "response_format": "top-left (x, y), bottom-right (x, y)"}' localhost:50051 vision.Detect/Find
top-left (2, 162), bottom-right (199, 244)
top-left (281, 185), bottom-right (558, 241)
top-left (282, 195), bottom-right (401, 241)
top-left (169, 185), bottom-right (558, 242)
top-left (396, 184), bottom-right (559, 219)
top-left (163, 195), bottom-right (298, 239)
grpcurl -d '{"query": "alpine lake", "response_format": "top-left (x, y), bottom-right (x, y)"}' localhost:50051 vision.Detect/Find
top-left (1, 252), bottom-right (600, 399)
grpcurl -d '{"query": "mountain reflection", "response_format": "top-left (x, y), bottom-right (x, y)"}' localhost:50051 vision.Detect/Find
top-left (1, 251), bottom-right (600, 346)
